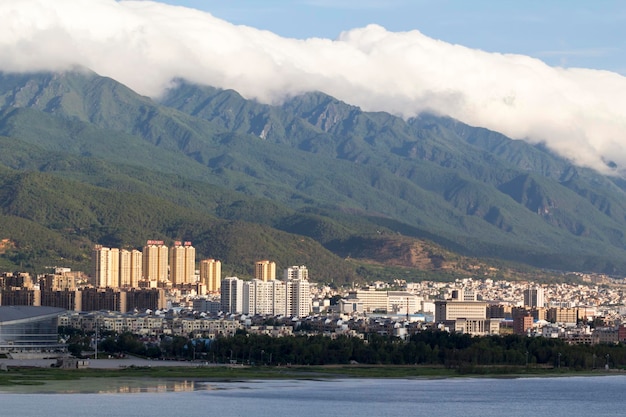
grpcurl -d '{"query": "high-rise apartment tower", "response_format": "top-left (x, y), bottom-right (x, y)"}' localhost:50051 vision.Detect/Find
top-left (255, 260), bottom-right (276, 282)
top-left (169, 241), bottom-right (195, 286)
top-left (142, 240), bottom-right (168, 284)
top-left (200, 259), bottom-right (221, 293)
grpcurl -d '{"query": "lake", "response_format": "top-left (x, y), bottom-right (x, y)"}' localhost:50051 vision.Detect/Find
top-left (1, 375), bottom-right (625, 416)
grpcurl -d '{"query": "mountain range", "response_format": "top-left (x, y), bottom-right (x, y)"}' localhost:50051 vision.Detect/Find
top-left (1, 69), bottom-right (625, 284)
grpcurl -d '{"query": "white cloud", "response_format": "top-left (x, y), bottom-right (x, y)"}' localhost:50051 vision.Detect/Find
top-left (1, 0), bottom-right (626, 174)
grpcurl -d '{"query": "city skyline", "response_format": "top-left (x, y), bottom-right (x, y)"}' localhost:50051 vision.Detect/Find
top-left (91, 241), bottom-right (312, 290)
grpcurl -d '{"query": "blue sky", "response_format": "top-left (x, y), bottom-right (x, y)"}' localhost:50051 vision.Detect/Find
top-left (160, 0), bottom-right (626, 75)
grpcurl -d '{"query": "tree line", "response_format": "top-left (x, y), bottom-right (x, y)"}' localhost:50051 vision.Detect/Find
top-left (60, 326), bottom-right (626, 370)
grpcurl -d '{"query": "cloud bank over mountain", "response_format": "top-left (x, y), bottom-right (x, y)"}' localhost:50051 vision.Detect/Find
top-left (1, 0), bottom-right (625, 174)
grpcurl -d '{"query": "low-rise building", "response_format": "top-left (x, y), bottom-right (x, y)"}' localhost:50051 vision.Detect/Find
top-left (0, 306), bottom-right (66, 355)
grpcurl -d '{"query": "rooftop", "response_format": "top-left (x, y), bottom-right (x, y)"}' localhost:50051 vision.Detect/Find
top-left (0, 306), bottom-right (67, 323)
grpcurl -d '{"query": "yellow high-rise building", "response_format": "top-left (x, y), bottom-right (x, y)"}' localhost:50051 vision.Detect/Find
top-left (169, 241), bottom-right (195, 286)
top-left (142, 240), bottom-right (168, 284)
top-left (119, 249), bottom-right (142, 288)
top-left (255, 260), bottom-right (276, 282)
top-left (200, 259), bottom-right (221, 293)
top-left (109, 248), bottom-right (120, 287)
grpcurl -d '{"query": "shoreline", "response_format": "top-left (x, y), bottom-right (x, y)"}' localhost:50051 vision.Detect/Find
top-left (1, 372), bottom-right (624, 395)
top-left (1, 357), bottom-right (208, 369)
top-left (1, 358), bottom-right (623, 394)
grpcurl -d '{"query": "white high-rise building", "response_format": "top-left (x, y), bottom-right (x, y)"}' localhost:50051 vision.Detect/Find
top-left (222, 268), bottom-right (312, 318)
top-left (221, 277), bottom-right (244, 314)
top-left (284, 265), bottom-right (309, 281)
top-left (244, 279), bottom-right (270, 315)
top-left (93, 246), bottom-right (145, 288)
top-left (286, 278), bottom-right (311, 318)
top-left (243, 279), bottom-right (287, 316)
top-left (273, 280), bottom-right (287, 316)
top-left (283, 266), bottom-right (311, 318)
top-left (109, 248), bottom-right (120, 287)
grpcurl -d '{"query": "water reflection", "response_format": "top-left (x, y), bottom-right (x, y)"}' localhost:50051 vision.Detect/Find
top-left (97, 379), bottom-right (203, 394)
top-left (1, 378), bottom-right (215, 394)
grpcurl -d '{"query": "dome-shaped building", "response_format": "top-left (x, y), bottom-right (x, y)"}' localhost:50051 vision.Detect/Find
top-left (0, 306), bottom-right (66, 356)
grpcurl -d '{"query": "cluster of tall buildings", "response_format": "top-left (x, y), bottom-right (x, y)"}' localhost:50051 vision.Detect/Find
top-left (92, 246), bottom-right (143, 288)
top-left (221, 265), bottom-right (311, 318)
top-left (93, 241), bottom-right (219, 290)
top-left (1, 242), bottom-right (312, 316)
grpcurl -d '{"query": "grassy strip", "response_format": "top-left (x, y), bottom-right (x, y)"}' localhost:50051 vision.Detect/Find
top-left (0, 364), bottom-right (612, 388)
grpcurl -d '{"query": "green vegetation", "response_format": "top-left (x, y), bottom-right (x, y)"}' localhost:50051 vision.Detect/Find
top-left (0, 363), bottom-right (591, 389)
top-left (0, 364), bottom-right (460, 389)
top-left (2, 330), bottom-right (625, 389)
top-left (204, 331), bottom-right (626, 370)
top-left (70, 328), bottom-right (626, 371)
top-left (2, 70), bottom-right (626, 280)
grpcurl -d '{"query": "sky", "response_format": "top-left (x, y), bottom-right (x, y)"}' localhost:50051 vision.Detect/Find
top-left (0, 0), bottom-right (625, 175)
top-left (162, 0), bottom-right (626, 75)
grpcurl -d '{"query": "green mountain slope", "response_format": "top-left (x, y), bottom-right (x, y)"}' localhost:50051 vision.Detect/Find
top-left (160, 81), bottom-right (626, 273)
top-left (0, 160), bottom-right (357, 283)
top-left (1, 70), bottom-right (626, 278)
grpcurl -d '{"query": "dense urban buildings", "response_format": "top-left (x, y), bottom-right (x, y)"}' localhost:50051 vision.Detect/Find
top-left (5, 244), bottom-right (314, 317)
top-left (6, 241), bottom-right (626, 346)
top-left (1, 237), bottom-right (208, 313)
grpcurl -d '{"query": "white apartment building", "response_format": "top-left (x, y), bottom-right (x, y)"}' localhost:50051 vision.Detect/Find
top-left (284, 265), bottom-right (309, 281)
top-left (225, 269), bottom-right (311, 317)
top-left (244, 279), bottom-right (284, 316)
top-left (221, 277), bottom-right (244, 314)
top-left (286, 277), bottom-right (311, 318)
top-left (347, 288), bottom-right (420, 314)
